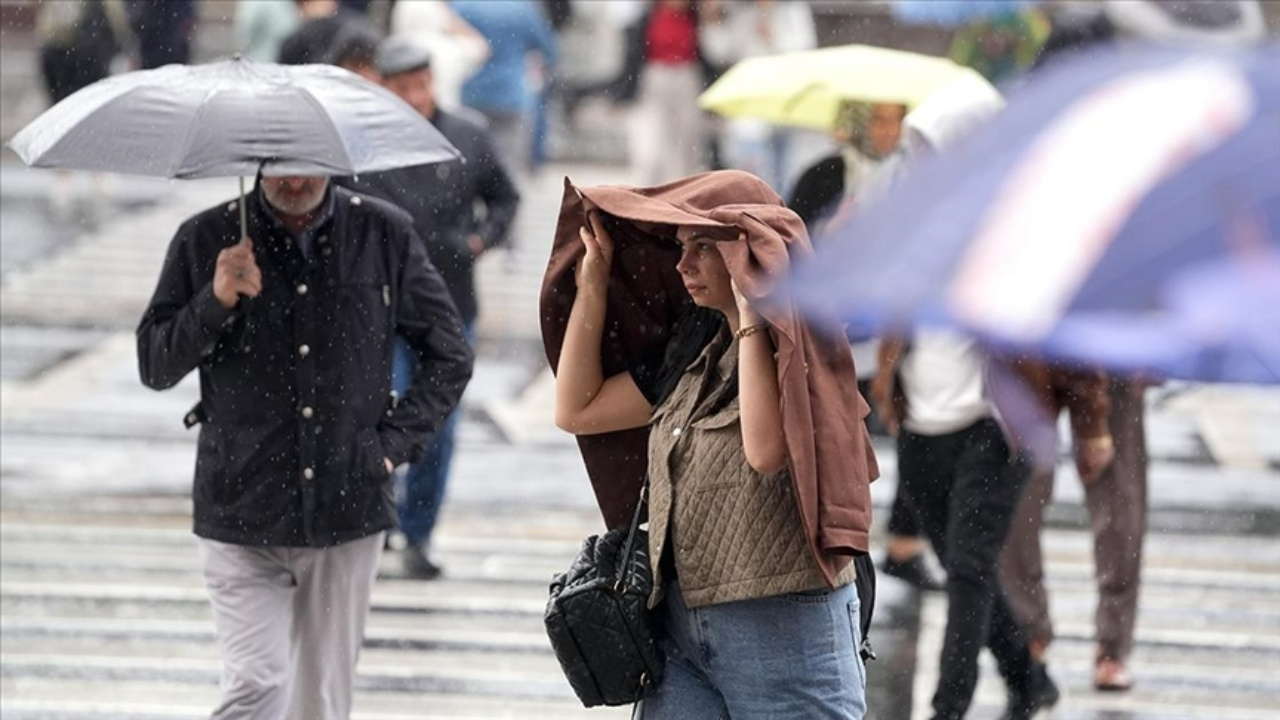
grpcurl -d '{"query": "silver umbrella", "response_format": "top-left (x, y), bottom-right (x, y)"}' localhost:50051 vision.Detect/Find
top-left (7, 57), bottom-right (461, 234)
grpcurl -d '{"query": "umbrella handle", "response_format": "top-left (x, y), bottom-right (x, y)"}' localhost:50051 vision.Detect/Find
top-left (239, 176), bottom-right (248, 239)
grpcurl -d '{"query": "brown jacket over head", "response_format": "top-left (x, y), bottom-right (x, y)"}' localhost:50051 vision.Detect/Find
top-left (539, 170), bottom-right (879, 586)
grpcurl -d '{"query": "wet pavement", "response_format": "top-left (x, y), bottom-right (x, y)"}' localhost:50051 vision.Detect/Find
top-left (2, 16), bottom-right (1279, 718)
top-left (2, 156), bottom-right (1278, 720)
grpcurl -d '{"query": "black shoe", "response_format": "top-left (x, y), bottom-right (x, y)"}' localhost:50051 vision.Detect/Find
top-left (403, 546), bottom-right (443, 580)
top-left (1000, 664), bottom-right (1060, 720)
top-left (880, 553), bottom-right (945, 591)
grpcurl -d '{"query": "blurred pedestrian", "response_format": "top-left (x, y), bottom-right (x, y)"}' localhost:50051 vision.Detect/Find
top-left (35, 0), bottom-right (132, 218)
top-left (546, 169), bottom-right (878, 718)
top-left (868, 85), bottom-right (1072, 720)
top-left (699, 0), bottom-right (817, 193)
top-left (389, 0), bottom-right (490, 109)
top-left (1000, 373), bottom-right (1147, 692)
top-left (452, 0), bottom-right (558, 174)
top-left (788, 100), bottom-right (946, 593)
top-left (948, 9), bottom-right (1049, 86)
top-left (336, 36), bottom-right (520, 579)
top-left (136, 171), bottom-right (473, 719)
top-left (277, 0), bottom-right (381, 66)
top-left (37, 0), bottom-right (130, 105)
top-left (618, 0), bottom-right (714, 185)
top-left (235, 0), bottom-right (301, 62)
top-left (125, 0), bottom-right (196, 68)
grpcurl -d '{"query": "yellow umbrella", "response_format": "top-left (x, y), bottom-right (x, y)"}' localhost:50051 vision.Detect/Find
top-left (698, 44), bottom-right (995, 130)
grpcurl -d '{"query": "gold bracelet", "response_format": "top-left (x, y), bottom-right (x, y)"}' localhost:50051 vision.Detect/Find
top-left (735, 323), bottom-right (767, 339)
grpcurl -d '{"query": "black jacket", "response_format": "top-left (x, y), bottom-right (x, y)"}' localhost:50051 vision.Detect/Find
top-left (338, 107), bottom-right (519, 324)
top-left (787, 154), bottom-right (845, 230)
top-left (137, 183), bottom-right (474, 547)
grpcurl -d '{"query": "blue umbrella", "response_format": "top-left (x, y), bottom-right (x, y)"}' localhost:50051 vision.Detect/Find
top-left (891, 0), bottom-right (1039, 27)
top-left (787, 44), bottom-right (1280, 384)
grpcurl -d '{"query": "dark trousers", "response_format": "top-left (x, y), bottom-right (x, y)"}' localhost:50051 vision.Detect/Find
top-left (898, 419), bottom-right (1035, 720)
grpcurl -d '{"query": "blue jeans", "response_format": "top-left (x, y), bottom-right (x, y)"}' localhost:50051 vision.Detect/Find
top-left (639, 581), bottom-right (867, 720)
top-left (390, 325), bottom-right (474, 547)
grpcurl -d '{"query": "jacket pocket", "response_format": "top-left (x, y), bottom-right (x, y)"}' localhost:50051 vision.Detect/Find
top-left (354, 427), bottom-right (393, 487)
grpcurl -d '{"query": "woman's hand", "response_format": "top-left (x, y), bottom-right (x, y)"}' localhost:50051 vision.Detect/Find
top-left (576, 211), bottom-right (614, 291)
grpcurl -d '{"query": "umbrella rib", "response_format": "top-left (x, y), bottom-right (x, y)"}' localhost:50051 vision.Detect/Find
top-left (293, 88), bottom-right (355, 173)
top-left (168, 86), bottom-right (221, 179)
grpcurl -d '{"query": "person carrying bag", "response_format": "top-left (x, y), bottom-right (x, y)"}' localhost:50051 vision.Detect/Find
top-left (540, 170), bottom-right (879, 718)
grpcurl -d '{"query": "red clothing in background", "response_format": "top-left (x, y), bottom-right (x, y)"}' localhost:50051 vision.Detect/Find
top-left (645, 5), bottom-right (699, 65)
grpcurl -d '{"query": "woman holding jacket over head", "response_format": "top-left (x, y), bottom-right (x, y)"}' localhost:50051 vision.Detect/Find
top-left (541, 170), bottom-right (878, 719)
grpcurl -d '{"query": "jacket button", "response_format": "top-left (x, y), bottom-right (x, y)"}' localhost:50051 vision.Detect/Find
top-left (321, 246), bottom-right (332, 257)
top-left (350, 196), bottom-right (362, 206)
top-left (317, 235), bottom-right (328, 244)
top-left (301, 406), bottom-right (314, 419)
top-left (186, 412), bottom-right (197, 425)
top-left (302, 467), bottom-right (314, 480)
top-left (672, 427), bottom-right (682, 437)
top-left (298, 344), bottom-right (310, 357)
top-left (296, 283), bottom-right (308, 295)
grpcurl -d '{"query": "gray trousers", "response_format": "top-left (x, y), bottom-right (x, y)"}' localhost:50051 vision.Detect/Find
top-left (1000, 379), bottom-right (1148, 661)
top-left (198, 533), bottom-right (384, 720)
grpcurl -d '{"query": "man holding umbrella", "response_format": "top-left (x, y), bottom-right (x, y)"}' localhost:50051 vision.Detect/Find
top-left (137, 171), bottom-right (473, 717)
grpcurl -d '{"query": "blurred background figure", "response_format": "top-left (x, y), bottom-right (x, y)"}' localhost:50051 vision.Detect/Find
top-left (35, 0), bottom-right (132, 218)
top-left (124, 0), bottom-right (196, 68)
top-left (700, 0), bottom-right (816, 194)
top-left (948, 8), bottom-right (1048, 86)
top-left (452, 0), bottom-right (558, 175)
top-left (389, 0), bottom-right (490, 110)
top-left (787, 99), bottom-right (944, 592)
top-left (37, 0), bottom-right (130, 104)
top-left (337, 36), bottom-right (520, 579)
top-left (234, 0), bottom-right (300, 62)
top-left (995, 0), bottom-right (1267, 694)
top-left (277, 0), bottom-right (381, 67)
top-left (619, 0), bottom-right (712, 186)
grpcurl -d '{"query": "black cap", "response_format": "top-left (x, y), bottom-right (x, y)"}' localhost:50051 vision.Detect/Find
top-left (375, 36), bottom-right (432, 78)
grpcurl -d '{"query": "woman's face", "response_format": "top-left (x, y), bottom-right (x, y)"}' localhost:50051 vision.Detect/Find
top-left (674, 226), bottom-right (734, 312)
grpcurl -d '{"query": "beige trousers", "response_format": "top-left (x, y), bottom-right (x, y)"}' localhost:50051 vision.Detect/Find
top-left (199, 532), bottom-right (384, 720)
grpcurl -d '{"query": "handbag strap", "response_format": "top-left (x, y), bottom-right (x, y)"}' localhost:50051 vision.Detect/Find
top-left (615, 481), bottom-right (649, 589)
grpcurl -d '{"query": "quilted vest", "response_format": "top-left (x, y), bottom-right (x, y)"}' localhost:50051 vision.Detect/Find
top-left (647, 334), bottom-right (853, 609)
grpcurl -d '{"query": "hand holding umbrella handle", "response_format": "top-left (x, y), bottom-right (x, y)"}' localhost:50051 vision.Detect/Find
top-left (214, 236), bottom-right (263, 310)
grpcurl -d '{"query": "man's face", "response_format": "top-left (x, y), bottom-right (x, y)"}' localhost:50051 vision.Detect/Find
top-left (382, 68), bottom-right (435, 119)
top-left (867, 104), bottom-right (907, 160)
top-left (261, 175), bottom-right (329, 218)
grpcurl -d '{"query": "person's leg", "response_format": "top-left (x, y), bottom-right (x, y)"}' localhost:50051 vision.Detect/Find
top-left (638, 582), bottom-right (730, 720)
top-left (401, 404), bottom-right (463, 556)
top-left (707, 583), bottom-right (867, 720)
top-left (198, 539), bottom-right (295, 720)
top-left (286, 532), bottom-right (384, 720)
top-left (627, 65), bottom-right (666, 185)
top-left (1089, 378), bottom-right (1148, 687)
top-left (931, 420), bottom-right (1032, 720)
top-left (398, 324), bottom-right (473, 576)
top-left (999, 462), bottom-right (1056, 658)
top-left (882, 486), bottom-right (945, 591)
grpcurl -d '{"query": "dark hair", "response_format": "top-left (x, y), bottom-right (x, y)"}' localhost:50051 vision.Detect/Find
top-left (632, 304), bottom-right (737, 412)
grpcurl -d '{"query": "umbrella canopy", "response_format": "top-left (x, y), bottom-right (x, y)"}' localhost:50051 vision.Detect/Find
top-left (787, 44), bottom-right (1280, 384)
top-left (7, 57), bottom-right (461, 179)
top-left (697, 44), bottom-right (994, 130)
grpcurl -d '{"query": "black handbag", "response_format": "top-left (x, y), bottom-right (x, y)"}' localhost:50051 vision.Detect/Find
top-left (545, 485), bottom-right (663, 707)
